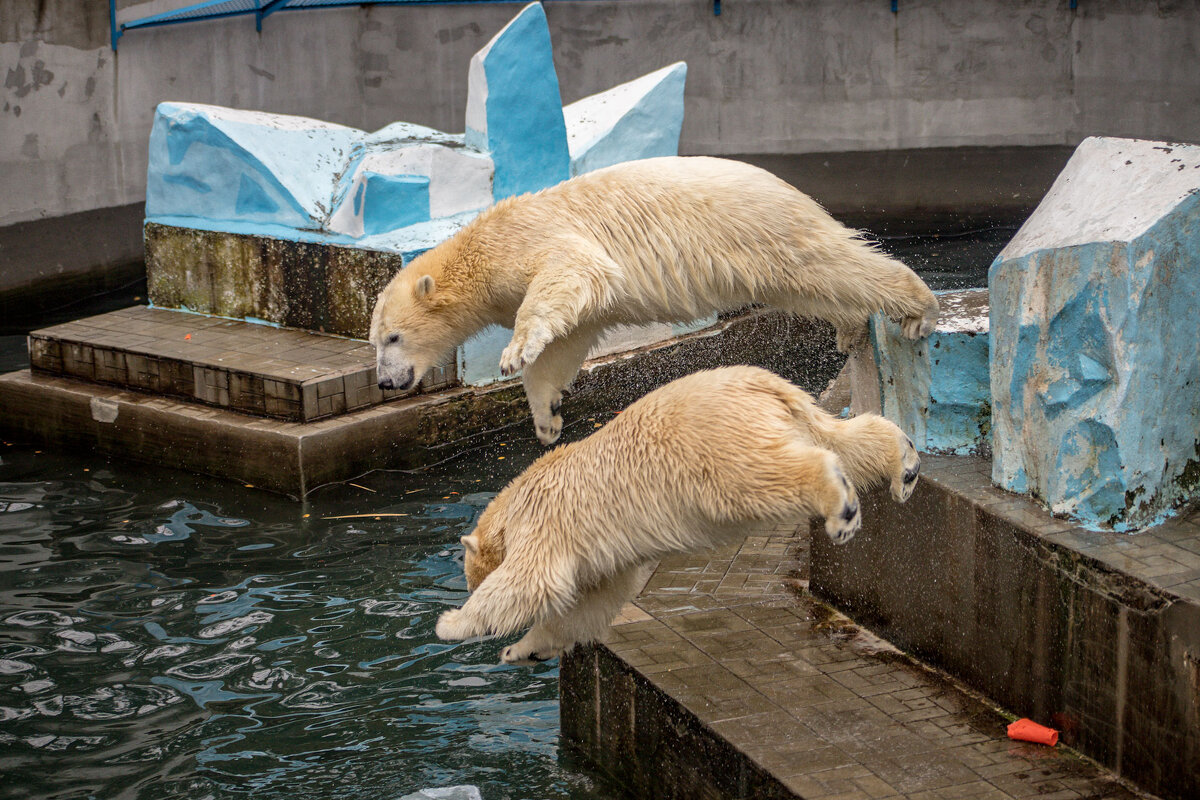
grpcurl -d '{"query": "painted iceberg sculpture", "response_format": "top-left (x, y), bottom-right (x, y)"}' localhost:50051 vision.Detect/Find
top-left (989, 136), bottom-right (1200, 530)
top-left (145, 2), bottom-right (686, 258)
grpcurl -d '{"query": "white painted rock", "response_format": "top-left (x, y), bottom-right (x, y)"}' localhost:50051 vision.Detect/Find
top-left (146, 102), bottom-right (360, 231)
top-left (565, 62), bottom-right (687, 177)
top-left (989, 136), bottom-right (1200, 530)
top-left (327, 123), bottom-right (493, 237)
top-left (465, 2), bottom-right (570, 198)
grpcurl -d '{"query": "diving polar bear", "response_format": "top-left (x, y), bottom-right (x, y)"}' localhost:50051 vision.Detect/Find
top-left (435, 366), bottom-right (921, 665)
top-left (370, 156), bottom-right (939, 445)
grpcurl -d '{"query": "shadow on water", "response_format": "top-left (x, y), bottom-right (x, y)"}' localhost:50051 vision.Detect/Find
top-left (0, 427), bottom-right (616, 800)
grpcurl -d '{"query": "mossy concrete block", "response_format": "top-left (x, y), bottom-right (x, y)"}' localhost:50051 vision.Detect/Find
top-left (145, 223), bottom-right (400, 339)
top-left (990, 136), bottom-right (1200, 530)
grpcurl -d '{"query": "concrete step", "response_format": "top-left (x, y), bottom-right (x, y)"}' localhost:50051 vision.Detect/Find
top-left (26, 306), bottom-right (454, 422)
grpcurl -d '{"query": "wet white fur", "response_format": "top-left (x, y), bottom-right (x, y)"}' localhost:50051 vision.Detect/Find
top-left (370, 156), bottom-right (940, 444)
top-left (434, 366), bottom-right (921, 665)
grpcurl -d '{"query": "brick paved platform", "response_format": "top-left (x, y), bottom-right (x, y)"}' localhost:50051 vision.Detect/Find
top-left (812, 457), bottom-right (1200, 800)
top-left (561, 519), bottom-right (1152, 800)
top-left (27, 306), bottom-right (453, 421)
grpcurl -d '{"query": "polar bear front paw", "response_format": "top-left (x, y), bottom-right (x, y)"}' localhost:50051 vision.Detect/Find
top-left (534, 414), bottom-right (562, 446)
top-left (500, 643), bottom-right (560, 666)
top-left (435, 609), bottom-right (471, 641)
top-left (891, 434), bottom-right (921, 503)
top-left (500, 323), bottom-right (554, 377)
top-left (825, 498), bottom-right (861, 545)
top-left (900, 307), bottom-right (939, 340)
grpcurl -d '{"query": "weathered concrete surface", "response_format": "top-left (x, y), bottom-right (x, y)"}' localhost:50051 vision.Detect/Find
top-left (562, 518), bottom-right (1150, 800)
top-left (0, 309), bottom-right (845, 495)
top-left (26, 306), bottom-right (452, 421)
top-left (810, 455), bottom-right (1200, 800)
top-left (990, 137), bottom-right (1200, 530)
top-left (145, 222), bottom-right (400, 338)
top-left (867, 289), bottom-right (991, 455)
top-left (6, 0), bottom-right (1200, 296)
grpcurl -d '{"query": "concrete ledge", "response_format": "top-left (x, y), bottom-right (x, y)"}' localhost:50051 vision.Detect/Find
top-left (0, 310), bottom-right (843, 496)
top-left (810, 456), bottom-right (1200, 800)
top-left (562, 520), bottom-right (1147, 800)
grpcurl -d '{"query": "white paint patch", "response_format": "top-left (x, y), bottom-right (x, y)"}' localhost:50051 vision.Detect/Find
top-left (564, 63), bottom-right (685, 158)
top-left (1000, 137), bottom-right (1200, 259)
top-left (935, 288), bottom-right (990, 333)
top-left (89, 397), bottom-right (119, 423)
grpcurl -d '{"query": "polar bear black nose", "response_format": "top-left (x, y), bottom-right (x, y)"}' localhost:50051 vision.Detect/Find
top-left (380, 366), bottom-right (414, 391)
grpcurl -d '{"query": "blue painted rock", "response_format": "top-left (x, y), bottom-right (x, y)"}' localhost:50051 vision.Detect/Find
top-left (464, 2), bottom-right (569, 199)
top-left (869, 288), bottom-right (991, 456)
top-left (989, 136), bottom-right (1200, 530)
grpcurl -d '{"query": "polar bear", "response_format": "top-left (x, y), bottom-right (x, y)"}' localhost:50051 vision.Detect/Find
top-left (370, 156), bottom-right (939, 445)
top-left (434, 366), bottom-right (920, 665)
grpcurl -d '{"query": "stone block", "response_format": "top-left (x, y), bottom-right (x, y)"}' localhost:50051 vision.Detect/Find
top-left (464, 2), bottom-right (570, 198)
top-left (565, 62), bottom-right (687, 177)
top-left (146, 102), bottom-right (360, 231)
top-left (864, 289), bottom-right (991, 455)
top-left (990, 136), bottom-right (1200, 530)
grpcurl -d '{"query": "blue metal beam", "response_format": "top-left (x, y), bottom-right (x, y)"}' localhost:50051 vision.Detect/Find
top-left (110, 0), bottom-right (617, 49)
top-left (256, 0), bottom-right (292, 32)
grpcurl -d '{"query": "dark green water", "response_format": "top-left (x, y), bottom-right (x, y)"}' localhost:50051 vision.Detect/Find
top-left (0, 426), bottom-right (616, 800)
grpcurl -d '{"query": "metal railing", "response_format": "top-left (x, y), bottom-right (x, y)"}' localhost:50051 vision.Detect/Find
top-left (109, 0), bottom-right (624, 51)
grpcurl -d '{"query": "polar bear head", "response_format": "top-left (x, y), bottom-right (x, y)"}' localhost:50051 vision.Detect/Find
top-left (459, 506), bottom-right (506, 591)
top-left (370, 251), bottom-right (475, 392)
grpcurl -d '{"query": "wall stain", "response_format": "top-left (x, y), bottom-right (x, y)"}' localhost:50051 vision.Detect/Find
top-left (436, 23), bottom-right (482, 45)
top-left (248, 65), bottom-right (276, 81)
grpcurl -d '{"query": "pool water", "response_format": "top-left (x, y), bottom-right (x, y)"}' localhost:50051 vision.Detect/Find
top-left (0, 429), bottom-right (617, 800)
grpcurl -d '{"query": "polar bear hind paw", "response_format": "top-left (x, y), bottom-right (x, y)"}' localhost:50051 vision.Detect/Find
top-left (500, 644), bottom-right (560, 666)
top-left (891, 434), bottom-right (921, 503)
top-left (435, 609), bottom-right (470, 641)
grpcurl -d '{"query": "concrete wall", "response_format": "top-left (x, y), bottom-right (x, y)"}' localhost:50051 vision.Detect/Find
top-left (3, 0), bottom-right (1200, 296)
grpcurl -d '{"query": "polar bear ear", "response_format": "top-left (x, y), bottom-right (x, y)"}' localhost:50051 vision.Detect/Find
top-left (414, 275), bottom-right (436, 300)
top-left (460, 534), bottom-right (479, 555)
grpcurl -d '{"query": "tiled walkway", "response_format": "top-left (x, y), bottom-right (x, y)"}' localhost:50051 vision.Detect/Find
top-left (592, 521), bottom-right (1150, 800)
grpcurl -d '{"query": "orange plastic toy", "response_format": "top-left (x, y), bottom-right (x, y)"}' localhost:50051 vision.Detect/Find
top-left (1007, 718), bottom-right (1059, 746)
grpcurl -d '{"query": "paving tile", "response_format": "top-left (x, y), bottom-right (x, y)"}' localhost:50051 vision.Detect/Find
top-left (28, 306), bottom-right (455, 422)
top-left (579, 516), bottom-right (1153, 800)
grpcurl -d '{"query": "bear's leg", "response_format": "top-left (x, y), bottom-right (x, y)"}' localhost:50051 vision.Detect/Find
top-left (499, 564), bottom-right (648, 665)
top-left (499, 256), bottom-right (614, 378)
top-left (521, 328), bottom-right (600, 445)
top-left (825, 416), bottom-right (921, 503)
top-left (759, 445), bottom-right (862, 545)
top-left (436, 558), bottom-right (575, 641)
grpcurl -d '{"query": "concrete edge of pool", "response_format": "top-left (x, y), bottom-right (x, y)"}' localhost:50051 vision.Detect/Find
top-left (560, 463), bottom-right (1198, 800)
top-left (0, 309), bottom-right (843, 496)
